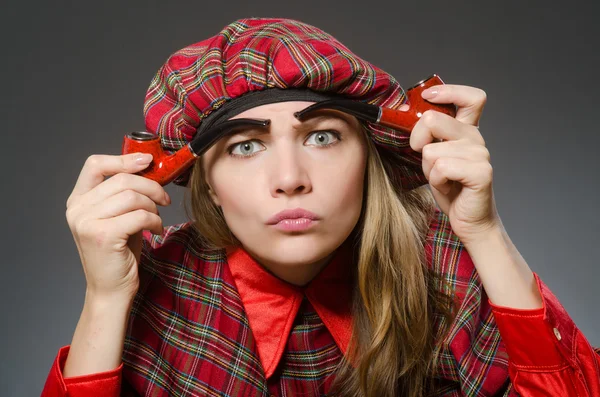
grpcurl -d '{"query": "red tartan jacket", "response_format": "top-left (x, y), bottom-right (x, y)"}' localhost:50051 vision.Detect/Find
top-left (41, 208), bottom-right (600, 396)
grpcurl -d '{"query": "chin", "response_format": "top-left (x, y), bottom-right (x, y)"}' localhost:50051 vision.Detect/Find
top-left (255, 232), bottom-right (340, 266)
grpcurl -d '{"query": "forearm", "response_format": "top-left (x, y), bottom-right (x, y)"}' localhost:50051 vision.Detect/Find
top-left (465, 227), bottom-right (600, 396)
top-left (63, 290), bottom-right (134, 377)
top-left (462, 225), bottom-right (543, 310)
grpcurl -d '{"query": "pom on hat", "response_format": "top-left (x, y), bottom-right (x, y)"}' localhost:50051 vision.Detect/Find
top-left (143, 17), bottom-right (427, 189)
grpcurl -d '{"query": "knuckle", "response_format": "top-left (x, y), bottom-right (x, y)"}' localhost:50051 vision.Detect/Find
top-left (74, 217), bottom-right (93, 236)
top-left (421, 110), bottom-right (437, 126)
top-left (149, 210), bottom-right (159, 221)
top-left (85, 154), bottom-right (101, 168)
top-left (478, 146), bottom-right (491, 161)
top-left (477, 89), bottom-right (487, 105)
top-left (478, 135), bottom-right (487, 147)
top-left (137, 209), bottom-right (152, 222)
top-left (113, 173), bottom-right (130, 190)
top-left (66, 194), bottom-right (77, 209)
top-left (123, 189), bottom-right (139, 204)
top-left (435, 158), bottom-right (450, 171)
top-left (65, 206), bottom-right (78, 223)
top-left (421, 144), bottom-right (434, 160)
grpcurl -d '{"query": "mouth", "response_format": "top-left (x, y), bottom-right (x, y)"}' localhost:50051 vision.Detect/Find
top-left (266, 208), bottom-right (320, 232)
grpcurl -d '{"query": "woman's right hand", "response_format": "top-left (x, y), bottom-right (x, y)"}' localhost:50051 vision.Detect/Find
top-left (65, 153), bottom-right (171, 300)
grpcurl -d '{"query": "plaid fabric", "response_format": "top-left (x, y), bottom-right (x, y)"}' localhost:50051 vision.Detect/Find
top-left (268, 298), bottom-right (343, 394)
top-left (119, 207), bottom-right (518, 396)
top-left (142, 17), bottom-right (428, 190)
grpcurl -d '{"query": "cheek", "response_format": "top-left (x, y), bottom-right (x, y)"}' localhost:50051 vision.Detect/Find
top-left (318, 144), bottom-right (367, 216)
top-left (212, 167), bottom-right (250, 208)
top-left (209, 162), bottom-right (263, 227)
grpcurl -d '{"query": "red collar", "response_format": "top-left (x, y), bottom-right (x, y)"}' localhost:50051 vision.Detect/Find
top-left (226, 243), bottom-right (354, 379)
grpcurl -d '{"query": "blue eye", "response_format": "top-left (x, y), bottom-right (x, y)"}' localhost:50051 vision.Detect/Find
top-left (229, 140), bottom-right (266, 157)
top-left (305, 131), bottom-right (340, 146)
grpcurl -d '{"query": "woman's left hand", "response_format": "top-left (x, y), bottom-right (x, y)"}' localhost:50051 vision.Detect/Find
top-left (407, 84), bottom-right (502, 245)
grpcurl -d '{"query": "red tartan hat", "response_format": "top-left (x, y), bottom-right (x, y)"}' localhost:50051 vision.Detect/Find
top-left (143, 17), bottom-right (428, 189)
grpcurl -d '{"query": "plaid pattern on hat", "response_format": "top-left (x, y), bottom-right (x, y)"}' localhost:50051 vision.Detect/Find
top-left (143, 17), bottom-right (428, 189)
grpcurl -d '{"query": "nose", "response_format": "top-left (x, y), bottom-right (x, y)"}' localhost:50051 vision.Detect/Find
top-left (268, 143), bottom-right (312, 197)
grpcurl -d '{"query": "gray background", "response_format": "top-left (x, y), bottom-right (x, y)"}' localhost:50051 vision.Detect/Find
top-left (1, 0), bottom-right (598, 395)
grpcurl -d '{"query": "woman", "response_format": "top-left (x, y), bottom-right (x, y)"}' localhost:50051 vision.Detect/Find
top-left (42, 17), bottom-right (600, 396)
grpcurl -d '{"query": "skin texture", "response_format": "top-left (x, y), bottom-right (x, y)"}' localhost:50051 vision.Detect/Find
top-left (411, 84), bottom-right (542, 309)
top-left (200, 83), bottom-right (542, 308)
top-left (201, 101), bottom-right (367, 286)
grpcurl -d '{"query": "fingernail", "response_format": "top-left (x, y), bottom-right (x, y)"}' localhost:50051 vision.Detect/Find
top-left (421, 88), bottom-right (439, 100)
top-left (135, 153), bottom-right (153, 164)
top-left (164, 191), bottom-right (171, 204)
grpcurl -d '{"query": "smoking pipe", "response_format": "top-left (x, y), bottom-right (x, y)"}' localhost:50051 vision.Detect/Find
top-left (121, 74), bottom-right (456, 186)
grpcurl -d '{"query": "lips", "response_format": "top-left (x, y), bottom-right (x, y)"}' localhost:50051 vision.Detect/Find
top-left (266, 208), bottom-right (320, 225)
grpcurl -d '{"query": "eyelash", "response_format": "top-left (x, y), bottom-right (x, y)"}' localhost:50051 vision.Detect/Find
top-left (226, 130), bottom-right (342, 159)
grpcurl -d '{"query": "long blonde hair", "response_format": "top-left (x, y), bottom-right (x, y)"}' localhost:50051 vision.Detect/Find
top-left (184, 126), bottom-right (456, 397)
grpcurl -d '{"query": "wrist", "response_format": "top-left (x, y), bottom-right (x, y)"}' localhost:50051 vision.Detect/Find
top-left (462, 226), bottom-right (542, 310)
top-left (65, 289), bottom-right (133, 377)
top-left (461, 224), bottom-right (506, 254)
top-left (84, 288), bottom-right (136, 313)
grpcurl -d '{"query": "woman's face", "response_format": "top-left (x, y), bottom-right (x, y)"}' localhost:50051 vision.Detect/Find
top-left (201, 101), bottom-right (367, 285)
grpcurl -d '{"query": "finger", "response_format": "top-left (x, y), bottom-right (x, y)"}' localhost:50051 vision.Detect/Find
top-left (421, 140), bottom-right (490, 180)
top-left (85, 172), bottom-right (170, 208)
top-left (127, 230), bottom-right (143, 265)
top-left (68, 153), bottom-right (153, 204)
top-left (100, 209), bottom-right (164, 240)
top-left (90, 190), bottom-right (160, 220)
top-left (429, 158), bottom-right (493, 193)
top-left (421, 84), bottom-right (487, 127)
top-left (410, 110), bottom-right (484, 152)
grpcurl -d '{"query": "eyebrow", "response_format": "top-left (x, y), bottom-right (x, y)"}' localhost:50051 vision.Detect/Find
top-left (228, 108), bottom-right (357, 139)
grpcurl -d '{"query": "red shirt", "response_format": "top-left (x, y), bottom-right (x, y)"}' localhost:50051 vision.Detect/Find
top-left (41, 221), bottom-right (600, 396)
